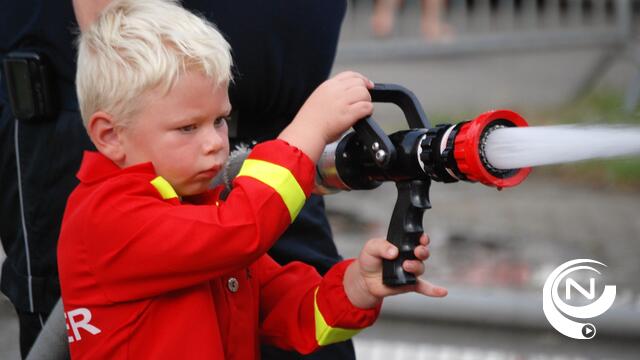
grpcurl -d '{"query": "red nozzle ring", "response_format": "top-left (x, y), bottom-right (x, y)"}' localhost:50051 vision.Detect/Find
top-left (453, 109), bottom-right (531, 189)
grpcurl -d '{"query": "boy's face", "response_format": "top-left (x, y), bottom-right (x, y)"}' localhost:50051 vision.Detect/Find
top-left (118, 71), bottom-right (231, 196)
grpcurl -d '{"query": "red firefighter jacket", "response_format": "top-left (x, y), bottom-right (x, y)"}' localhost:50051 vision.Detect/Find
top-left (57, 140), bottom-right (380, 359)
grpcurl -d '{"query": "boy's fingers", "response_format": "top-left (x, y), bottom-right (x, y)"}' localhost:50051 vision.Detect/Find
top-left (334, 70), bottom-right (362, 81)
top-left (360, 238), bottom-right (397, 270)
top-left (335, 71), bottom-right (373, 88)
top-left (381, 242), bottom-right (398, 260)
top-left (345, 86), bottom-right (372, 104)
top-left (342, 77), bottom-right (371, 91)
top-left (402, 260), bottom-right (425, 276)
top-left (420, 233), bottom-right (430, 246)
top-left (347, 102), bottom-right (374, 121)
top-left (415, 279), bottom-right (448, 298)
top-left (333, 70), bottom-right (357, 78)
top-left (413, 245), bottom-right (430, 260)
top-left (343, 77), bottom-right (374, 92)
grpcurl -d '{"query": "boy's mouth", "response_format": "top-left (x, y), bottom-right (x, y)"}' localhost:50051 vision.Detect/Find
top-left (196, 165), bottom-right (222, 179)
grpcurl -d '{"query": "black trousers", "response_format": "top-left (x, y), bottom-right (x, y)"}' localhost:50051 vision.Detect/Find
top-left (262, 341), bottom-right (355, 360)
top-left (16, 309), bottom-right (49, 359)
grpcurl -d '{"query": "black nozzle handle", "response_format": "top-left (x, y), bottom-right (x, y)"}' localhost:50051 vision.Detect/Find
top-left (352, 117), bottom-right (395, 169)
top-left (383, 179), bottom-right (432, 286)
top-left (369, 83), bottom-right (431, 129)
top-left (351, 83), bottom-right (430, 169)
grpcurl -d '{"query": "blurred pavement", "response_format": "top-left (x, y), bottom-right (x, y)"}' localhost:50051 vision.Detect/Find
top-left (327, 180), bottom-right (640, 359)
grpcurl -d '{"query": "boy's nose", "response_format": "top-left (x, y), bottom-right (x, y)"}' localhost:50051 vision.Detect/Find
top-left (202, 128), bottom-right (225, 154)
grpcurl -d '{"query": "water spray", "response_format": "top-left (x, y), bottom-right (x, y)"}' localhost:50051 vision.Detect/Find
top-left (484, 125), bottom-right (640, 170)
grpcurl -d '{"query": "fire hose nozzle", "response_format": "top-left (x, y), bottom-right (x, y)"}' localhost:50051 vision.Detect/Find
top-left (316, 109), bottom-right (532, 193)
top-left (314, 84), bottom-right (534, 287)
top-left (434, 109), bottom-right (532, 189)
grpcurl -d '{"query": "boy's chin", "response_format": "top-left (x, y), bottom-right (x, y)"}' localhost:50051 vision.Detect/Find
top-left (176, 182), bottom-right (210, 197)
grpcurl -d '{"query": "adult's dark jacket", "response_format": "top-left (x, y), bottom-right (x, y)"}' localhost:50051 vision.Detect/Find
top-left (0, 0), bottom-right (92, 315)
top-left (2, 0), bottom-right (352, 359)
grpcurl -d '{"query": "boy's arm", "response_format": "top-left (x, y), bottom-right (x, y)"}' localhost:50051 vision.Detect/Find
top-left (71, 140), bottom-right (314, 302)
top-left (257, 256), bottom-right (380, 355)
top-left (256, 235), bottom-right (446, 354)
top-left (278, 71), bottom-right (374, 162)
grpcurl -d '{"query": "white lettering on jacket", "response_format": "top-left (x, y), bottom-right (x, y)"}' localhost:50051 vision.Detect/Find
top-left (65, 308), bottom-right (101, 343)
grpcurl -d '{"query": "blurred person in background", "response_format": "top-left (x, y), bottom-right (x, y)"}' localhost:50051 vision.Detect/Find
top-left (2, 1), bottom-right (354, 359)
top-left (371, 0), bottom-right (452, 40)
top-left (0, 1), bottom-right (95, 358)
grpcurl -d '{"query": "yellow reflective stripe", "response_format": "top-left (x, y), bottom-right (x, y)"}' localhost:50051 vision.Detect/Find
top-left (150, 176), bottom-right (178, 200)
top-left (314, 288), bottom-right (361, 346)
top-left (236, 159), bottom-right (306, 222)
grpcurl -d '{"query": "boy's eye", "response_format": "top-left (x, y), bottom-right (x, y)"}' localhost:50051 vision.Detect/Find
top-left (214, 116), bottom-right (229, 128)
top-left (178, 124), bottom-right (197, 133)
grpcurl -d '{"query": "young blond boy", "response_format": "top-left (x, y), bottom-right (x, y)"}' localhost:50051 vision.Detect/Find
top-left (57, 0), bottom-right (447, 358)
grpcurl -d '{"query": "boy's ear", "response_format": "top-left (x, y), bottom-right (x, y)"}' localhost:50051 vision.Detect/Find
top-left (87, 111), bottom-right (126, 165)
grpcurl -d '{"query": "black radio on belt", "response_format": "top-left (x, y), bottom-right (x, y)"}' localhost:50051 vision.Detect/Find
top-left (2, 51), bottom-right (57, 121)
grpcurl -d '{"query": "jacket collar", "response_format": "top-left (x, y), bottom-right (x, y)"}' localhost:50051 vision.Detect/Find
top-left (76, 151), bottom-right (157, 184)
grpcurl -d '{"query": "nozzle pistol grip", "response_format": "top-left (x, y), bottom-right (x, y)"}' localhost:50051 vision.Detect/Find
top-left (383, 179), bottom-right (431, 286)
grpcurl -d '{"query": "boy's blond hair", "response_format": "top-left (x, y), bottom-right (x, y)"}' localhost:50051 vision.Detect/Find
top-left (76, 0), bottom-right (232, 127)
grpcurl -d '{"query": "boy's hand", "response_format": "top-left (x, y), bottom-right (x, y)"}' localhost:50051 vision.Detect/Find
top-left (278, 71), bottom-right (374, 162)
top-left (301, 71), bottom-right (375, 144)
top-left (343, 234), bottom-right (448, 309)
